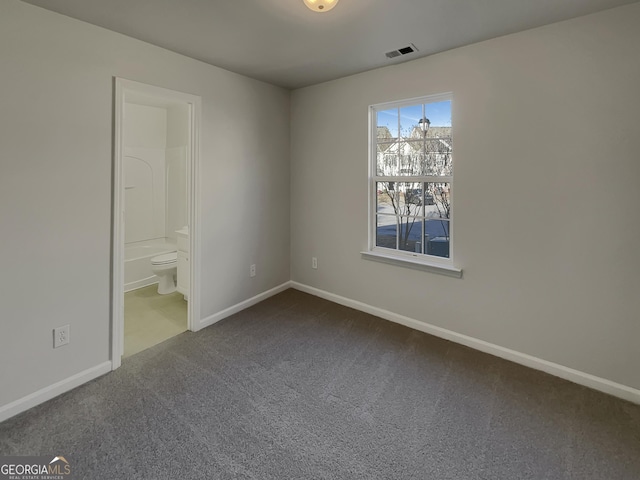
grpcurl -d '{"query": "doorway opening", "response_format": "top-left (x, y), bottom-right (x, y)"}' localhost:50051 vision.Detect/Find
top-left (112, 78), bottom-right (201, 369)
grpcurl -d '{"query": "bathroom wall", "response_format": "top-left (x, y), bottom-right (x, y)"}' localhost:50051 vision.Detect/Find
top-left (165, 105), bottom-right (189, 242)
top-left (123, 103), bottom-right (167, 149)
top-left (123, 102), bottom-right (188, 245)
top-left (123, 103), bottom-right (168, 245)
top-left (123, 147), bottom-right (166, 244)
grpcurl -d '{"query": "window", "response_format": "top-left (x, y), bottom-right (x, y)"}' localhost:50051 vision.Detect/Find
top-left (366, 94), bottom-right (459, 275)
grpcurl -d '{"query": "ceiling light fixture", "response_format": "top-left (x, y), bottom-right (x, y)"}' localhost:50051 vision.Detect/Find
top-left (303, 0), bottom-right (339, 13)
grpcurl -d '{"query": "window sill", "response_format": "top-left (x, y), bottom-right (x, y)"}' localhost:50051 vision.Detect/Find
top-left (360, 250), bottom-right (463, 278)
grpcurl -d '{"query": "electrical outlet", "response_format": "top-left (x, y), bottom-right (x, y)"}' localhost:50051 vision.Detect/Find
top-left (53, 325), bottom-right (70, 348)
top-left (250, 264), bottom-right (256, 277)
top-left (312, 257), bottom-right (318, 269)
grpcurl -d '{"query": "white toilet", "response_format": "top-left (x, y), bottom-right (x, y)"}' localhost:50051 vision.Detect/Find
top-left (150, 252), bottom-right (178, 294)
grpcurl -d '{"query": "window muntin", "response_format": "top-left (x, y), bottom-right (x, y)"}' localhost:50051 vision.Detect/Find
top-left (371, 94), bottom-right (453, 261)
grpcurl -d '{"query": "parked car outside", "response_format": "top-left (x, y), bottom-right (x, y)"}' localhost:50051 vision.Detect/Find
top-left (407, 189), bottom-right (434, 205)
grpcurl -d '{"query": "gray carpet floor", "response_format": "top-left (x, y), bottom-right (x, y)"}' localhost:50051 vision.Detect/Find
top-left (1, 289), bottom-right (639, 479)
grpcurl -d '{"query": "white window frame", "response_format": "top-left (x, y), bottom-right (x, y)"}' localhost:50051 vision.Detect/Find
top-left (362, 93), bottom-right (462, 278)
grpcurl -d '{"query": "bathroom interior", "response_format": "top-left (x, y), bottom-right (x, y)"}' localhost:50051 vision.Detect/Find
top-left (122, 97), bottom-right (190, 358)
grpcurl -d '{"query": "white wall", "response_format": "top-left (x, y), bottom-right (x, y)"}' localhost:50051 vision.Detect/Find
top-left (123, 103), bottom-right (189, 244)
top-left (0, 0), bottom-right (290, 409)
top-left (124, 103), bottom-right (168, 244)
top-left (165, 105), bottom-right (189, 240)
top-left (124, 103), bottom-right (167, 149)
top-left (290, 4), bottom-right (640, 390)
top-left (166, 104), bottom-right (189, 149)
top-left (123, 147), bottom-right (166, 243)
top-left (165, 146), bottom-right (187, 241)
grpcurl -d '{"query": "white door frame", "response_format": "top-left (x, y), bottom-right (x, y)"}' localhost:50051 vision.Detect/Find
top-left (112, 78), bottom-right (202, 370)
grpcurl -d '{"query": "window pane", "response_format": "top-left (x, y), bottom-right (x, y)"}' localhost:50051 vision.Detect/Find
top-left (377, 183), bottom-right (423, 253)
top-left (376, 215), bottom-right (396, 249)
top-left (396, 181), bottom-right (423, 218)
top-left (376, 182), bottom-right (398, 216)
top-left (424, 219), bottom-right (450, 258)
top-left (425, 182), bottom-right (451, 220)
top-left (424, 100), bottom-right (452, 176)
top-left (378, 182), bottom-right (423, 216)
top-left (394, 139), bottom-right (452, 176)
top-left (377, 182), bottom-right (398, 214)
top-left (377, 108), bottom-right (398, 141)
top-left (398, 140), bottom-right (424, 175)
top-left (423, 137), bottom-right (453, 176)
top-left (377, 143), bottom-right (397, 176)
top-left (398, 216), bottom-right (423, 253)
top-left (425, 100), bottom-right (451, 129)
top-left (399, 104), bottom-right (423, 138)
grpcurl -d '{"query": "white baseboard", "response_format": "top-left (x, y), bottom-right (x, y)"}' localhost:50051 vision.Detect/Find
top-left (291, 281), bottom-right (640, 405)
top-left (5, 281), bottom-right (636, 425)
top-left (0, 361), bottom-right (112, 424)
top-left (0, 283), bottom-right (289, 423)
top-left (199, 282), bottom-right (292, 330)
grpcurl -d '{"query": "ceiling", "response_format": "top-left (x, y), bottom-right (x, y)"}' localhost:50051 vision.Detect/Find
top-left (21, 0), bottom-right (639, 89)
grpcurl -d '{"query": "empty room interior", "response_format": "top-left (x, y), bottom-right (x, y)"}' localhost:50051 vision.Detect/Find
top-left (1, 0), bottom-right (639, 478)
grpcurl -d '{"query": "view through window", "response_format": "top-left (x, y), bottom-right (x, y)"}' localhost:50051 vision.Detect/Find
top-left (371, 94), bottom-right (453, 261)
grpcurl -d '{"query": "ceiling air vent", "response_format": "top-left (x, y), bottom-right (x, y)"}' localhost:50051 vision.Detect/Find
top-left (385, 44), bottom-right (418, 59)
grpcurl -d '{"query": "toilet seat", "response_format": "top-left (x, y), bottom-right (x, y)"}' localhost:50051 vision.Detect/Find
top-left (151, 252), bottom-right (177, 265)
top-left (150, 251), bottom-right (178, 295)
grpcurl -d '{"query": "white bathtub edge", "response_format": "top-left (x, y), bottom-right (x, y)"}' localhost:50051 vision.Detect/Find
top-left (124, 276), bottom-right (159, 293)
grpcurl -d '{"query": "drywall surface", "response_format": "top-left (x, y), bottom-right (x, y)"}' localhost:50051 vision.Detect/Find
top-left (166, 105), bottom-right (189, 149)
top-left (124, 103), bottom-right (167, 149)
top-left (290, 3), bottom-right (640, 389)
top-left (122, 103), bottom-right (188, 243)
top-left (123, 104), bottom-right (167, 244)
top-left (0, 0), bottom-right (290, 408)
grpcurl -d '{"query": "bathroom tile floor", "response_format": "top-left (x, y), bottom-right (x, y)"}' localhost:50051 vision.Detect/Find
top-left (124, 285), bottom-right (187, 358)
